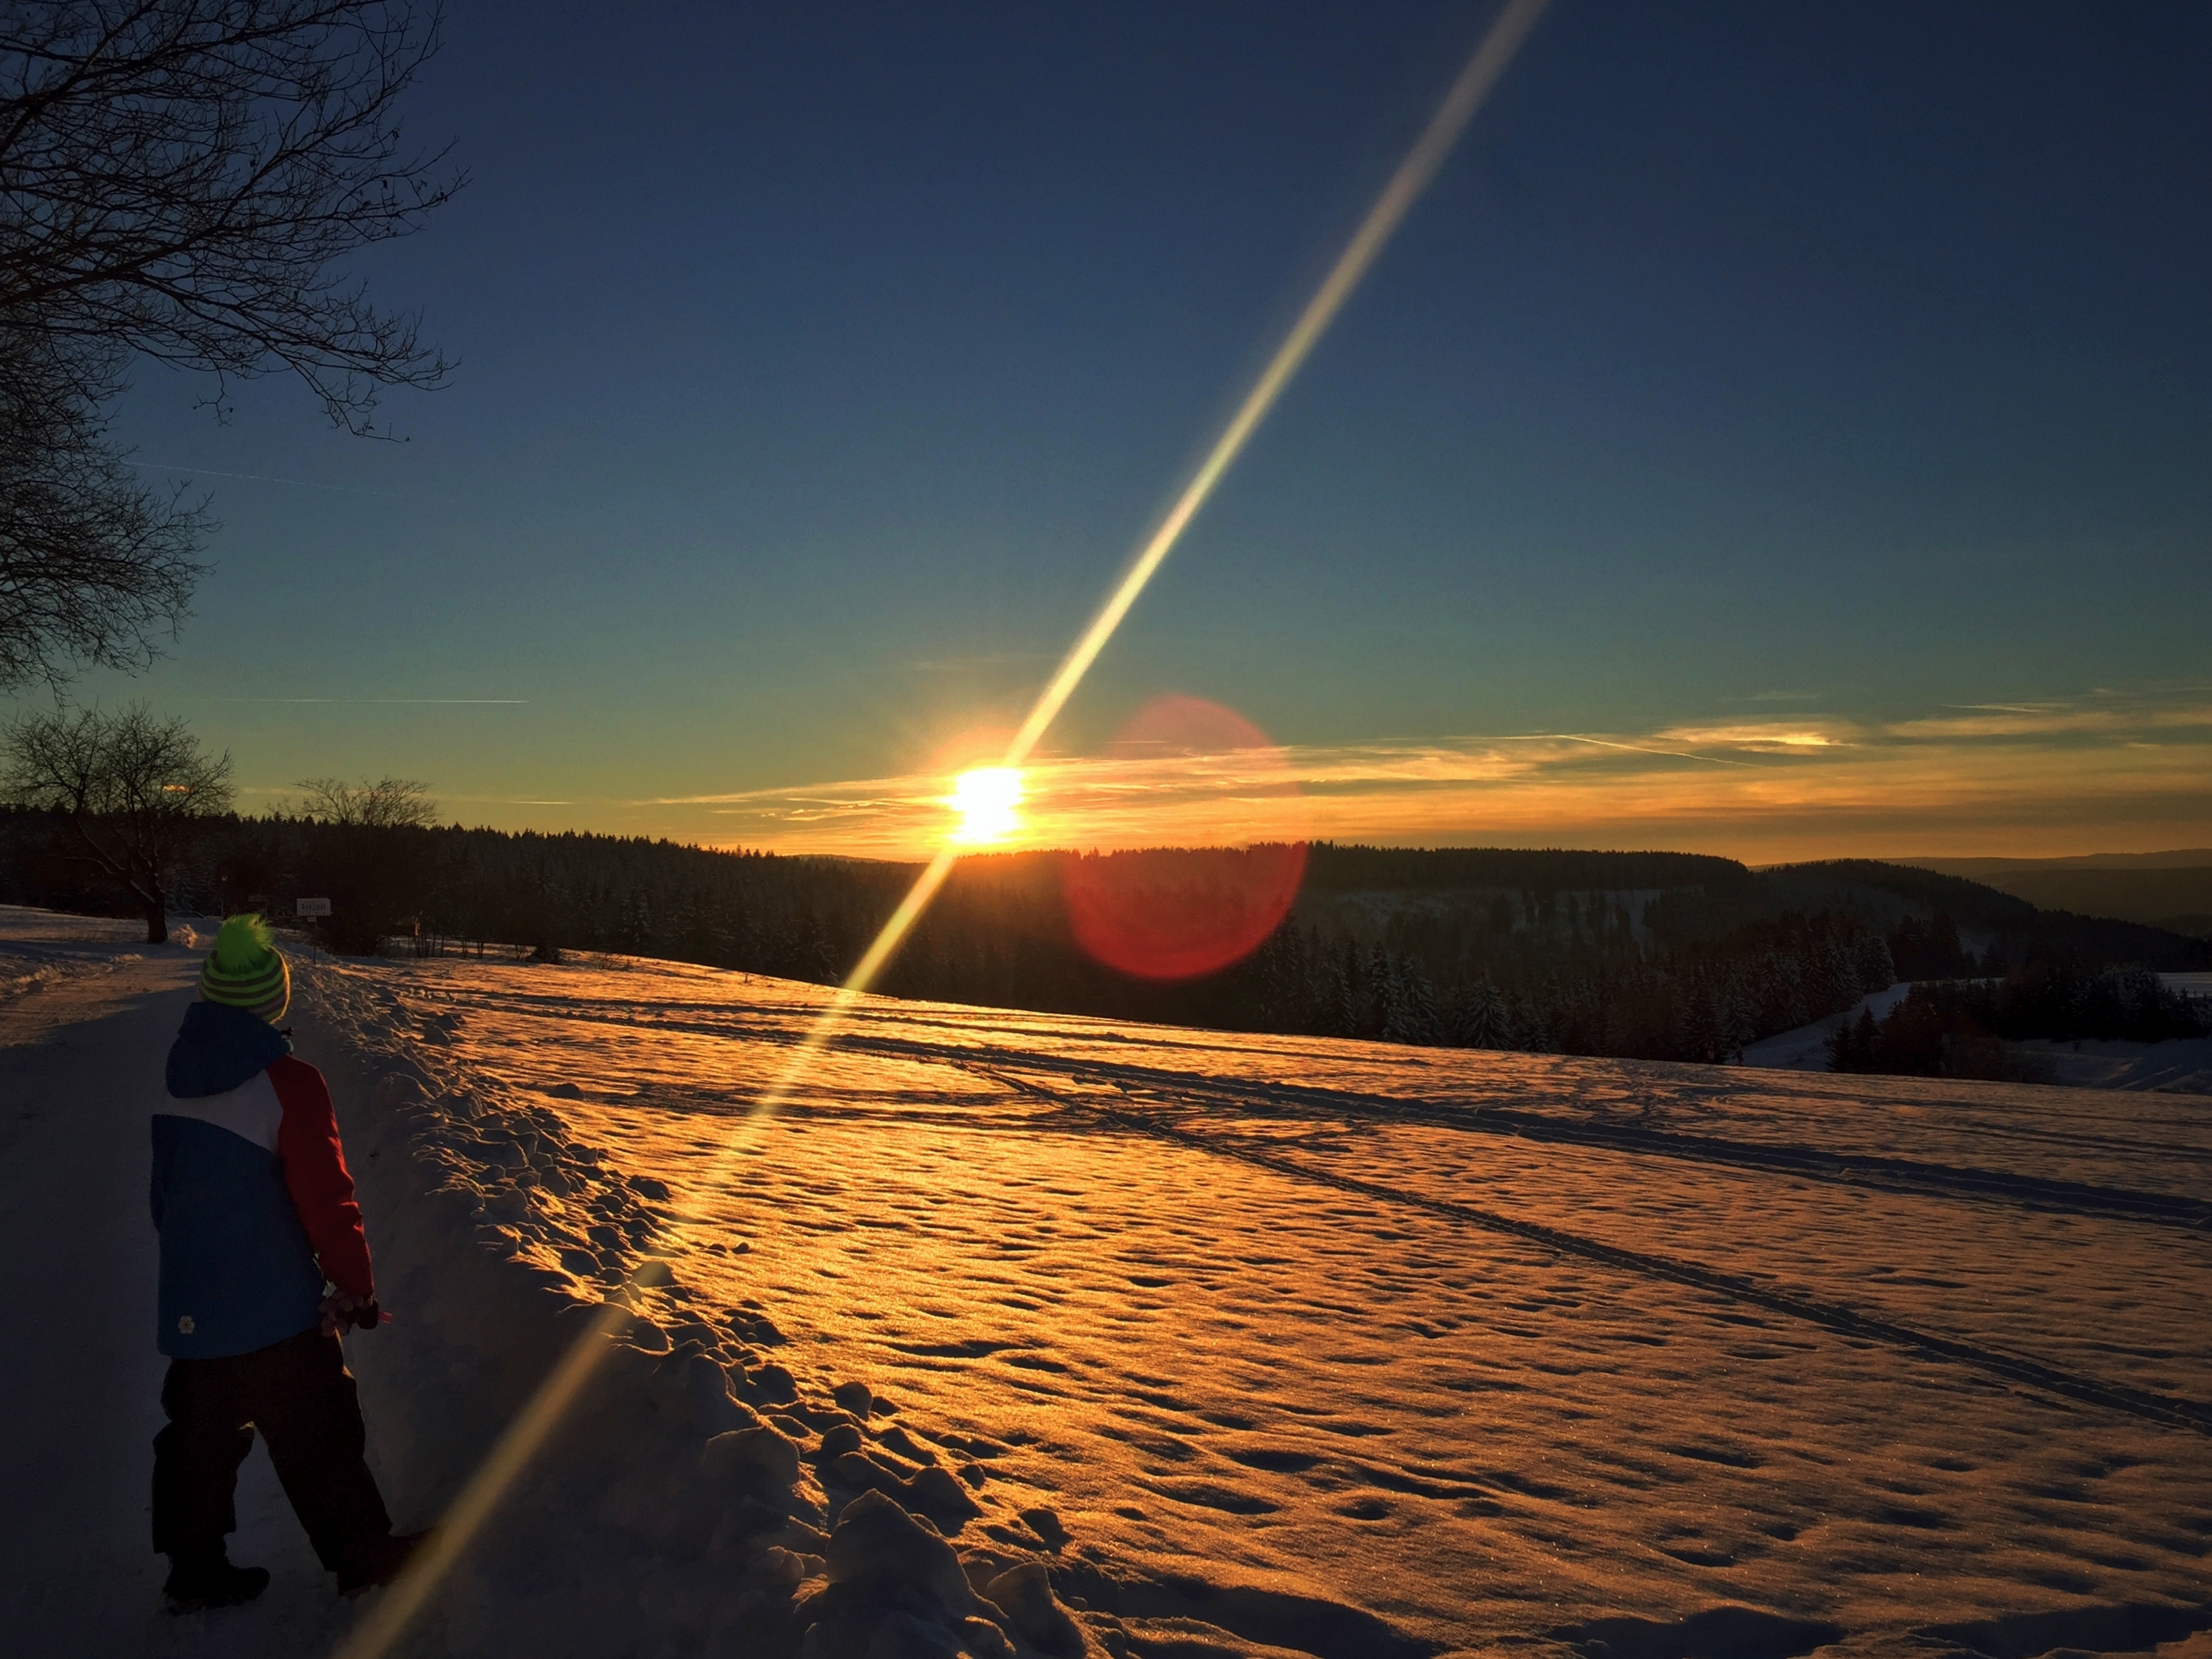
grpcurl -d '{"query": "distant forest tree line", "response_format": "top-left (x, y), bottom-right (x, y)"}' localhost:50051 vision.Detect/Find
top-left (5, 799), bottom-right (2205, 1078)
top-left (1827, 964), bottom-right (2210, 1080)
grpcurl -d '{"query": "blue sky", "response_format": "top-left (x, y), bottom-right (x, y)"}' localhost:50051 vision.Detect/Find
top-left (34, 1), bottom-right (2212, 858)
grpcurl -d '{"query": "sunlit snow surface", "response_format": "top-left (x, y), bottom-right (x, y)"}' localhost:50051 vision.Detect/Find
top-left (384, 952), bottom-right (2212, 1654)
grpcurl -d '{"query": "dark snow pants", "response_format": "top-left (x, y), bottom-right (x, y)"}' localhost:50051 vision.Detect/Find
top-left (151, 1326), bottom-right (393, 1572)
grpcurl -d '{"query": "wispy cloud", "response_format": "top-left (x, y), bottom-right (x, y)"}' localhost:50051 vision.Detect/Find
top-left (1538, 732), bottom-right (1770, 764)
top-left (641, 689), bottom-right (2212, 862)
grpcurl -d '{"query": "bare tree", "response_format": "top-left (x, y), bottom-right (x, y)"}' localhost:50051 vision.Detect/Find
top-left (1, 334), bottom-right (211, 688)
top-left (1, 701), bottom-right (234, 941)
top-left (291, 772), bottom-right (433, 827)
top-left (1, 0), bottom-right (464, 427)
top-left (0, 1), bottom-right (464, 689)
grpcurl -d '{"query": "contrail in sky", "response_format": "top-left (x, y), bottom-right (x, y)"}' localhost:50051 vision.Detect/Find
top-left (335, 5), bottom-right (1551, 1651)
top-left (125, 460), bottom-right (416, 498)
top-left (1537, 734), bottom-right (1765, 768)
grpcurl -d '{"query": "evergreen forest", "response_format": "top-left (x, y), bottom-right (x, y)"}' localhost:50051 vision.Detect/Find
top-left (4, 809), bottom-right (2204, 1074)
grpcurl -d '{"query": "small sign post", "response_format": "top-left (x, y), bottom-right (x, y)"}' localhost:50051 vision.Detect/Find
top-left (295, 897), bottom-right (332, 961)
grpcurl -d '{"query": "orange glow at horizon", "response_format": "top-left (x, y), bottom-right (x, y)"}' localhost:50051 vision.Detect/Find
top-left (652, 689), bottom-right (2212, 865)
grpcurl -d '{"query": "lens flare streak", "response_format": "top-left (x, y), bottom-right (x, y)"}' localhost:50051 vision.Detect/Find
top-left (1003, 0), bottom-right (1552, 776)
top-left (333, 6), bottom-right (1551, 1651)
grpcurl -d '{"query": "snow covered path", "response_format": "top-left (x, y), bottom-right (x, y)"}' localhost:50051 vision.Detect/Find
top-left (0, 910), bottom-right (363, 1657)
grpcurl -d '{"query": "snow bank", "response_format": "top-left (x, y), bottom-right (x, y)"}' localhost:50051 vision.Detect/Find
top-left (293, 960), bottom-right (1121, 1659)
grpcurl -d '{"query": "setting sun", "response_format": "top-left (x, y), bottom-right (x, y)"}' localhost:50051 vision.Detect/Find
top-left (947, 766), bottom-right (1025, 844)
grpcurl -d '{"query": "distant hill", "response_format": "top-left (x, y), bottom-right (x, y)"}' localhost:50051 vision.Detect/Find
top-left (1758, 858), bottom-right (2038, 930)
top-left (1761, 859), bottom-right (2207, 970)
top-left (1297, 844), bottom-right (1753, 897)
top-left (1294, 848), bottom-right (2206, 972)
top-left (1897, 852), bottom-right (2212, 937)
top-left (1907, 849), bottom-right (2212, 872)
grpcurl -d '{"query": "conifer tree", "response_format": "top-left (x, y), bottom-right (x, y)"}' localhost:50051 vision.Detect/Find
top-left (1334, 938), bottom-right (1362, 1037)
top-left (1461, 980), bottom-right (1505, 1049)
top-left (1387, 955), bottom-right (1439, 1045)
top-left (1825, 1012), bottom-right (1856, 1071)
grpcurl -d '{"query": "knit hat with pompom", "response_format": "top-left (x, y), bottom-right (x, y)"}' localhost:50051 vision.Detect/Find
top-left (199, 914), bottom-right (290, 1024)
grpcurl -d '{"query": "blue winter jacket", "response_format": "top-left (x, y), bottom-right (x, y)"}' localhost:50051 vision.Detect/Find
top-left (151, 1002), bottom-right (374, 1359)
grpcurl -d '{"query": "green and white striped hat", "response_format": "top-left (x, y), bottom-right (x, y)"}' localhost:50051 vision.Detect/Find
top-left (199, 914), bottom-right (290, 1023)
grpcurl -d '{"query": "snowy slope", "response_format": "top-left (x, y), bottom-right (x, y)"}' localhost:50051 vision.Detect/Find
top-left (1742, 979), bottom-right (2212, 1093)
top-left (307, 948), bottom-right (2212, 1659)
top-left (7, 906), bottom-right (2211, 1659)
top-left (1738, 982), bottom-right (1914, 1072)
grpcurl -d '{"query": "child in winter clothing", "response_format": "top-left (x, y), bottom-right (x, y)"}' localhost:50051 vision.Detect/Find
top-left (150, 915), bottom-right (419, 1610)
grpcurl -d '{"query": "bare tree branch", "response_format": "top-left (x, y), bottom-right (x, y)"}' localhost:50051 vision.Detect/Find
top-left (290, 771), bottom-right (433, 827)
top-left (0, 1), bottom-right (466, 433)
top-left (0, 329), bottom-right (211, 690)
top-left (0, 1), bottom-right (461, 687)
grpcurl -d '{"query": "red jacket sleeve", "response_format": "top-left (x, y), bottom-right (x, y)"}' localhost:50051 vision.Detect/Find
top-left (269, 1056), bottom-right (375, 1300)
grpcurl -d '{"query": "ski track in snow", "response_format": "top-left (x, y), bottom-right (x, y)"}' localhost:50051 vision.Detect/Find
top-left (384, 950), bottom-right (2212, 1657)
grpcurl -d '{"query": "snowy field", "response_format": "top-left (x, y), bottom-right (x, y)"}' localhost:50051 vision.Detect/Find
top-left (5, 908), bottom-right (2211, 1659)
top-left (1740, 981), bottom-right (2212, 1096)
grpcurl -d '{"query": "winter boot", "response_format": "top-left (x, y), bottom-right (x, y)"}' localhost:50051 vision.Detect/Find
top-left (163, 1552), bottom-right (271, 1612)
top-left (337, 1530), bottom-right (430, 1595)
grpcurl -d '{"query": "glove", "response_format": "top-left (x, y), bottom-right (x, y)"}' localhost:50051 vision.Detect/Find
top-left (320, 1289), bottom-right (392, 1336)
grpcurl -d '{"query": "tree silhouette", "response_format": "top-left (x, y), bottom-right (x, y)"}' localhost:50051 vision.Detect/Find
top-left (293, 775), bottom-right (436, 829)
top-left (0, 1), bottom-right (463, 687)
top-left (1, 702), bottom-right (232, 941)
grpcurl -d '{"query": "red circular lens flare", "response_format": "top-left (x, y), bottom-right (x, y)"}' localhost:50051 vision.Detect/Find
top-left (1060, 696), bottom-right (1306, 981)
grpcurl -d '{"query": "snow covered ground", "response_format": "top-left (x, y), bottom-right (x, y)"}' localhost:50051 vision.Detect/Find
top-left (2014, 1038), bottom-right (2212, 1096)
top-left (6, 907), bottom-right (2212, 1659)
top-left (1742, 979), bottom-right (2212, 1094)
top-left (1738, 983), bottom-right (1914, 1072)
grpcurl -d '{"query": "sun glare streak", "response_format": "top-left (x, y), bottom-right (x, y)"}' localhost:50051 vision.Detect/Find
top-left (1004, 0), bottom-right (1552, 774)
top-left (332, 8), bottom-right (1549, 1653)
